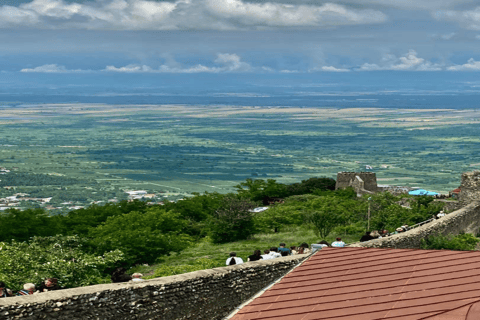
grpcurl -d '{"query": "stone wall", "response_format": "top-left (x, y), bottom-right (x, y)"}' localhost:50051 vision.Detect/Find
top-left (0, 255), bottom-right (308, 320)
top-left (335, 172), bottom-right (378, 193)
top-left (350, 201), bottom-right (480, 249)
top-left (459, 171), bottom-right (480, 206)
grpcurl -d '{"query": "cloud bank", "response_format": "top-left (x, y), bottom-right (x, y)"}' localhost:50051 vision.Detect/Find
top-left (19, 52), bottom-right (480, 74)
top-left (20, 64), bottom-right (91, 73)
top-left (104, 53), bottom-right (252, 73)
top-left (357, 50), bottom-right (443, 71)
top-left (0, 0), bottom-right (388, 30)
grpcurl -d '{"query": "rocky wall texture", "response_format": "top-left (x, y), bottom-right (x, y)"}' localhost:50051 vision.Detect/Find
top-left (459, 171), bottom-right (480, 206)
top-left (349, 201), bottom-right (480, 249)
top-left (0, 255), bottom-right (308, 320)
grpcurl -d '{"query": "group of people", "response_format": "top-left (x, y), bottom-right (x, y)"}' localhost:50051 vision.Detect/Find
top-left (225, 242), bottom-right (314, 266)
top-left (0, 269), bottom-right (146, 298)
top-left (110, 267), bottom-right (144, 283)
top-left (0, 278), bottom-right (61, 297)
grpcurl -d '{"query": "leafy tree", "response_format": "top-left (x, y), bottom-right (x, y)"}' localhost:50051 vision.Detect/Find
top-left (287, 177), bottom-right (336, 195)
top-left (421, 233), bottom-right (479, 251)
top-left (88, 207), bottom-right (192, 264)
top-left (0, 208), bottom-right (63, 242)
top-left (235, 178), bottom-right (288, 202)
top-left (209, 196), bottom-right (257, 243)
top-left (253, 202), bottom-right (307, 233)
top-left (0, 235), bottom-right (125, 291)
top-left (61, 200), bottom-right (149, 235)
top-left (306, 197), bottom-right (343, 238)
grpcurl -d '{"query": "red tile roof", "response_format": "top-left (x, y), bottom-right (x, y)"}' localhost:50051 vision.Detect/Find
top-left (231, 247), bottom-right (480, 320)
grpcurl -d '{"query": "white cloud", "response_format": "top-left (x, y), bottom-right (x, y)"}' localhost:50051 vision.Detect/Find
top-left (356, 50), bottom-right (443, 71)
top-left (434, 7), bottom-right (480, 30)
top-left (447, 58), bottom-right (480, 71)
top-left (0, 0), bottom-right (387, 30)
top-left (104, 53), bottom-right (253, 73)
top-left (307, 65), bottom-right (350, 72)
top-left (20, 64), bottom-right (90, 73)
top-left (312, 66), bottom-right (350, 72)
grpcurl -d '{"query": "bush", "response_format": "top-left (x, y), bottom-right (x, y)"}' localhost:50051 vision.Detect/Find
top-left (420, 233), bottom-right (480, 251)
top-left (209, 196), bottom-right (257, 243)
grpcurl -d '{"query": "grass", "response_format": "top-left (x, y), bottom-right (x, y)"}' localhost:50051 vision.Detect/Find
top-left (130, 226), bottom-right (363, 278)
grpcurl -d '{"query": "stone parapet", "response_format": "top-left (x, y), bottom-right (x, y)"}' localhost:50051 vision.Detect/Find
top-left (0, 254), bottom-right (308, 320)
top-left (349, 201), bottom-right (480, 249)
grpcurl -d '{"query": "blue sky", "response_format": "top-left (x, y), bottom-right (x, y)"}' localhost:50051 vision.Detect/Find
top-left (1, 0), bottom-right (480, 75)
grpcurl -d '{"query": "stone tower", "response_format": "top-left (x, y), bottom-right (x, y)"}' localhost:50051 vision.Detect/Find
top-left (335, 172), bottom-right (378, 195)
top-left (459, 171), bottom-right (480, 205)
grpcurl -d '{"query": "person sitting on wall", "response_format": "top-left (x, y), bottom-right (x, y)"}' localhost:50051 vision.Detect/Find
top-left (360, 231), bottom-right (375, 242)
top-left (278, 243), bottom-right (291, 256)
top-left (297, 243), bottom-right (311, 254)
top-left (261, 249), bottom-right (273, 260)
top-left (247, 250), bottom-right (263, 262)
top-left (312, 240), bottom-right (330, 253)
top-left (0, 282), bottom-right (12, 298)
top-left (290, 246), bottom-right (298, 255)
top-left (131, 273), bottom-right (144, 282)
top-left (269, 247), bottom-right (282, 259)
top-left (331, 238), bottom-right (346, 247)
top-left (37, 278), bottom-right (61, 292)
top-left (226, 252), bottom-right (244, 265)
top-left (111, 267), bottom-right (132, 283)
top-left (17, 283), bottom-right (35, 296)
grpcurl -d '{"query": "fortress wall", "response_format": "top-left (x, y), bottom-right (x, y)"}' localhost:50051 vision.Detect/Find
top-left (0, 255), bottom-right (308, 320)
top-left (350, 201), bottom-right (480, 249)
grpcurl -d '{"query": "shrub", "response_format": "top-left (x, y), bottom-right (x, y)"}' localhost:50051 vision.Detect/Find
top-left (421, 233), bottom-right (480, 251)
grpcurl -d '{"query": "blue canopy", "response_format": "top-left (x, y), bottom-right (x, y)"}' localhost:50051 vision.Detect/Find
top-left (408, 189), bottom-right (439, 196)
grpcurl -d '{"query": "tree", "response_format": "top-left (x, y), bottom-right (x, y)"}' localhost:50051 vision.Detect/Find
top-left (88, 207), bottom-right (192, 264)
top-left (307, 197), bottom-right (343, 239)
top-left (209, 196), bottom-right (257, 243)
top-left (0, 235), bottom-right (125, 291)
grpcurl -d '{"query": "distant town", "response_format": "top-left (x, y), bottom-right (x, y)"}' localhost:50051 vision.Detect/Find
top-left (0, 166), bottom-right (165, 212)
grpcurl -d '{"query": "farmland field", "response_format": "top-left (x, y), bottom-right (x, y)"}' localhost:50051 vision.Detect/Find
top-left (1, 100), bottom-right (479, 209)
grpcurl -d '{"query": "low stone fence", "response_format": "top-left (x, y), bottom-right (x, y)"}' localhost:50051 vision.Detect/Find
top-left (350, 200), bottom-right (480, 249)
top-left (0, 254), bottom-right (308, 320)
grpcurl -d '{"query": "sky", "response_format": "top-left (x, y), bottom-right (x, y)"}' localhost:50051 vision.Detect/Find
top-left (1, 0), bottom-right (480, 77)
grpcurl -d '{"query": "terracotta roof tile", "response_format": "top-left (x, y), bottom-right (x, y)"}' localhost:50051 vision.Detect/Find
top-left (231, 248), bottom-right (480, 320)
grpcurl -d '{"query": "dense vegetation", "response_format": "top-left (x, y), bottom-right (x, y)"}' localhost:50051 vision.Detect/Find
top-left (0, 177), bottom-right (447, 291)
